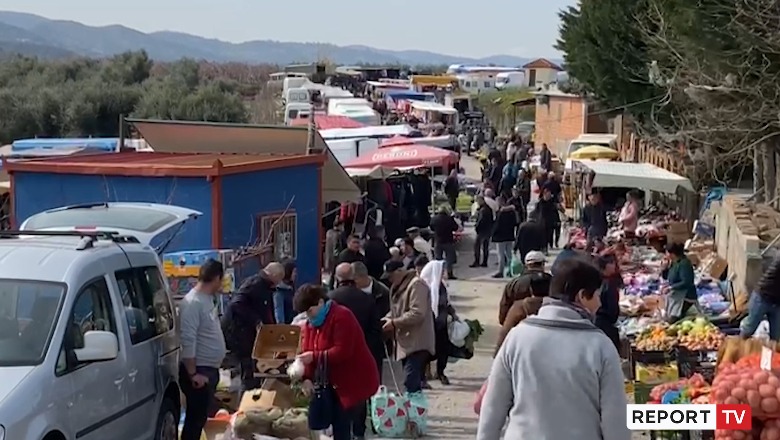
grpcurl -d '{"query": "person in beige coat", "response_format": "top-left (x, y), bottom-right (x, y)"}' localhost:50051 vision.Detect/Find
top-left (381, 258), bottom-right (436, 393)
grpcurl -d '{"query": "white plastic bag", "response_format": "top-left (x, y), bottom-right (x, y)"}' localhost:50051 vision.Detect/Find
top-left (448, 319), bottom-right (470, 347)
top-left (286, 358), bottom-right (305, 380)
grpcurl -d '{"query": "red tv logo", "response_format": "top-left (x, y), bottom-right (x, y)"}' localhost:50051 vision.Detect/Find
top-left (717, 404), bottom-right (752, 430)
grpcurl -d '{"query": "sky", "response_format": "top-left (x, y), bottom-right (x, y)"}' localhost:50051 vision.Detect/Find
top-left (2, 0), bottom-right (575, 59)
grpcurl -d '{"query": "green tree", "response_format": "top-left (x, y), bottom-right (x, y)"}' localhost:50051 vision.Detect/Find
top-left (556, 0), bottom-right (660, 124)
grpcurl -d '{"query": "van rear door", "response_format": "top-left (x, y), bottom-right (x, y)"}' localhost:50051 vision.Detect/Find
top-left (20, 202), bottom-right (201, 253)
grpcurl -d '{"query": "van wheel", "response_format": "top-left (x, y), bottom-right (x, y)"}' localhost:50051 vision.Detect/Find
top-left (155, 397), bottom-right (179, 440)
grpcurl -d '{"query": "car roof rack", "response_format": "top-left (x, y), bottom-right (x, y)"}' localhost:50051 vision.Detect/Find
top-left (0, 230), bottom-right (140, 250)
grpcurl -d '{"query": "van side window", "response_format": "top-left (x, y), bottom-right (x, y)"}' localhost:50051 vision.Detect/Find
top-left (115, 267), bottom-right (174, 344)
top-left (56, 278), bottom-right (118, 375)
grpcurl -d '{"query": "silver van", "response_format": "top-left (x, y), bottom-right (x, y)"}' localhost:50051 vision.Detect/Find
top-left (0, 202), bottom-right (201, 440)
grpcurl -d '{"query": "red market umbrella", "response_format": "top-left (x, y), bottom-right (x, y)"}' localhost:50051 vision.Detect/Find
top-left (343, 145), bottom-right (458, 169)
top-left (289, 115), bottom-right (365, 130)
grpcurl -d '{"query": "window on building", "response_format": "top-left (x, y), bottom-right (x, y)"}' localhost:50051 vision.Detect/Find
top-left (258, 212), bottom-right (298, 262)
top-left (115, 266), bottom-right (175, 344)
top-left (484, 81), bottom-right (491, 88)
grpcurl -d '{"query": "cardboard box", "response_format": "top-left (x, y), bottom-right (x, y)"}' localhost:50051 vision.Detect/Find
top-left (238, 379), bottom-right (296, 411)
top-left (252, 324), bottom-right (301, 376)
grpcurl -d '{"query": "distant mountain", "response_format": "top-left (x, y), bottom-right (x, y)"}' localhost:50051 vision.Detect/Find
top-left (0, 11), bottom-right (547, 66)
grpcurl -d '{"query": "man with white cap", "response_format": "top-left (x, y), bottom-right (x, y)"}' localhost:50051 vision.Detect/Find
top-left (498, 250), bottom-right (552, 325)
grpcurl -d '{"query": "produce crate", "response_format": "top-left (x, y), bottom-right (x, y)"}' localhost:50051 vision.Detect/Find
top-left (631, 348), bottom-right (677, 383)
top-left (633, 382), bottom-right (655, 404)
top-left (676, 347), bottom-right (717, 383)
top-left (649, 430), bottom-right (688, 439)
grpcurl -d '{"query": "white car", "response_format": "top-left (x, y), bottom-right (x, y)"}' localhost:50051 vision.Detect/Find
top-left (0, 202), bottom-right (201, 440)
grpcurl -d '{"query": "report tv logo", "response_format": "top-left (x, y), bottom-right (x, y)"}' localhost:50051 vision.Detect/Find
top-left (627, 404), bottom-right (752, 430)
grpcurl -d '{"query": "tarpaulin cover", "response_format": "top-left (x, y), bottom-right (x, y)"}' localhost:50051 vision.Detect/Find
top-left (343, 144), bottom-right (457, 169)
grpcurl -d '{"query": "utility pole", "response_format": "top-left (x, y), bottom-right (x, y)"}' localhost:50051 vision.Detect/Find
top-left (306, 90), bottom-right (322, 155)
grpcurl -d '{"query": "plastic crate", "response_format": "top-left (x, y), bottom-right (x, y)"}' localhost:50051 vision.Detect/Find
top-left (633, 382), bottom-right (655, 404)
top-left (631, 348), bottom-right (676, 382)
top-left (676, 347), bottom-right (717, 383)
top-left (650, 431), bottom-right (688, 440)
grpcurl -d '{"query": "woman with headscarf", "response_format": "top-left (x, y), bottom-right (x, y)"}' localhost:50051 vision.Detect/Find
top-left (273, 259), bottom-right (298, 324)
top-left (417, 257), bottom-right (457, 386)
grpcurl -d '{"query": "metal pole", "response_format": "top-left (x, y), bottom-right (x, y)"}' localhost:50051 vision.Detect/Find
top-left (306, 97), bottom-right (316, 155)
top-left (118, 114), bottom-right (125, 152)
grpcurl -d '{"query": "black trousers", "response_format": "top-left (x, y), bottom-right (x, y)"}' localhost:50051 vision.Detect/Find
top-left (545, 225), bottom-right (556, 248)
top-left (473, 234), bottom-right (490, 264)
top-left (553, 223), bottom-right (561, 247)
top-left (434, 323), bottom-right (450, 376)
top-left (352, 356), bottom-right (384, 436)
top-left (179, 364), bottom-right (219, 440)
top-left (447, 194), bottom-right (457, 211)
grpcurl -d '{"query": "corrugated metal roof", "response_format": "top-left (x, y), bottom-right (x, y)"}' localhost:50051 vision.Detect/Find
top-left (4, 151), bottom-right (322, 177)
top-left (289, 115), bottom-right (365, 130)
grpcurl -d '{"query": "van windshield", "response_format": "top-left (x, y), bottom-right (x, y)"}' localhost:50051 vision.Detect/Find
top-left (0, 281), bottom-right (65, 366)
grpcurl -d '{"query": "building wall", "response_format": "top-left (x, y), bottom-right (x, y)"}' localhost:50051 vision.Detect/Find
top-left (12, 172), bottom-right (213, 251)
top-left (716, 196), bottom-right (765, 296)
top-left (220, 164), bottom-right (320, 284)
top-left (524, 68), bottom-right (559, 88)
top-left (534, 95), bottom-right (586, 156)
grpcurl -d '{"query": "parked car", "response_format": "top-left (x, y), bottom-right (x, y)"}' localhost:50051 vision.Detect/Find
top-left (0, 202), bottom-right (201, 440)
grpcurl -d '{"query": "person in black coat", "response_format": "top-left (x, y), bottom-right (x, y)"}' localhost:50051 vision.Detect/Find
top-left (443, 169), bottom-right (460, 212)
top-left (430, 206), bottom-right (459, 279)
top-left (507, 186), bottom-right (526, 224)
top-left (492, 198), bottom-right (519, 278)
top-left (539, 143), bottom-right (553, 172)
top-left (222, 263), bottom-right (285, 391)
top-left (328, 262), bottom-right (383, 439)
top-left (595, 255), bottom-right (622, 352)
top-left (363, 225), bottom-right (391, 280)
top-left (330, 234), bottom-right (365, 288)
top-left (516, 169), bottom-right (532, 208)
top-left (472, 196), bottom-right (494, 267)
top-left (514, 212), bottom-right (547, 264)
top-left (536, 187), bottom-right (562, 250)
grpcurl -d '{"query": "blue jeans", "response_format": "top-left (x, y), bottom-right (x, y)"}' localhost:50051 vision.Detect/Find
top-left (740, 292), bottom-right (780, 340)
top-left (402, 351), bottom-right (428, 393)
top-left (496, 241), bottom-right (513, 274)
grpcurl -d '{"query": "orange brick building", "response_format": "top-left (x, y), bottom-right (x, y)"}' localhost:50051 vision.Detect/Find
top-left (533, 87), bottom-right (608, 156)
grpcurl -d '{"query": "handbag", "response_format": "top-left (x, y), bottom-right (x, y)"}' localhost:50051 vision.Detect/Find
top-left (308, 352), bottom-right (337, 430)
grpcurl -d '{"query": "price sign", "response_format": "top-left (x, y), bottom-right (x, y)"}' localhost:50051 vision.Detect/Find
top-left (761, 346), bottom-right (773, 371)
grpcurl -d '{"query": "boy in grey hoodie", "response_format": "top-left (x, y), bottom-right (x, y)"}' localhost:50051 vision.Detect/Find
top-left (477, 258), bottom-right (630, 440)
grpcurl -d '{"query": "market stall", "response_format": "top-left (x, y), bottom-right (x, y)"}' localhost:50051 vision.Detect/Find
top-left (342, 144), bottom-right (458, 170)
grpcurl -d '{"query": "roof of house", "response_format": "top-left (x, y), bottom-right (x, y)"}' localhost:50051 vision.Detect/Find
top-left (3, 151), bottom-right (325, 177)
top-left (522, 58), bottom-right (563, 70)
top-left (289, 115), bottom-right (365, 130)
top-left (123, 119), bottom-right (360, 202)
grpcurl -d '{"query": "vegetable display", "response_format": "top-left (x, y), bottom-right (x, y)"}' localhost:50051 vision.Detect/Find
top-left (649, 373), bottom-right (710, 403)
top-left (634, 318), bottom-right (724, 352)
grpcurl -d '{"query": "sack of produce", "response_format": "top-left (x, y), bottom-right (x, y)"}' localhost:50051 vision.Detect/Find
top-left (762, 419), bottom-right (780, 439)
top-left (270, 408), bottom-right (310, 439)
top-left (232, 407), bottom-right (283, 439)
top-left (635, 362), bottom-right (678, 384)
top-left (711, 363), bottom-right (780, 419)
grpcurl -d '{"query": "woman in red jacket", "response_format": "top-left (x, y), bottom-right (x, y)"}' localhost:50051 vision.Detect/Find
top-left (294, 284), bottom-right (380, 440)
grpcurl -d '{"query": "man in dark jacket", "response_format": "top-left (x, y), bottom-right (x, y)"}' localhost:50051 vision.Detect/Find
top-left (222, 262), bottom-right (284, 391)
top-left (741, 254), bottom-right (780, 340)
top-left (430, 206), bottom-right (459, 279)
top-left (582, 191), bottom-right (609, 246)
top-left (539, 143), bottom-right (553, 172)
top-left (329, 262), bottom-right (382, 439)
top-left (330, 234), bottom-right (365, 288)
top-left (514, 212), bottom-right (547, 264)
top-left (363, 226), bottom-right (391, 280)
top-left (352, 261), bottom-right (390, 376)
top-left (516, 169), bottom-right (532, 208)
top-left (507, 185), bottom-right (526, 224)
top-left (491, 198), bottom-right (518, 278)
top-left (443, 169), bottom-right (460, 212)
top-left (471, 195), bottom-right (494, 267)
top-left (536, 187), bottom-right (562, 250)
top-left (498, 251), bottom-right (550, 324)
top-left (596, 255), bottom-right (622, 351)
